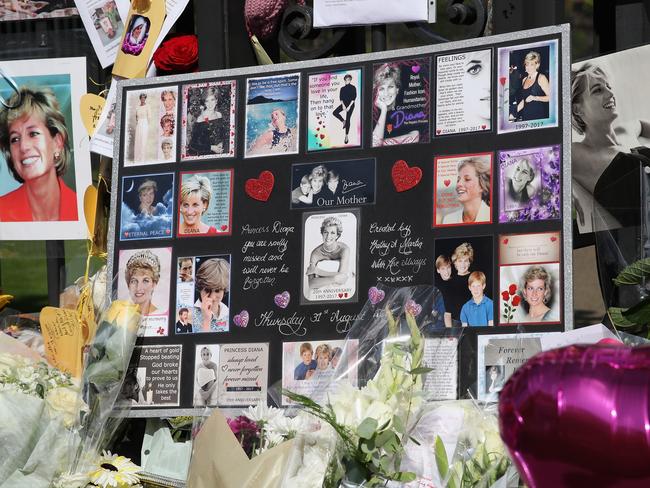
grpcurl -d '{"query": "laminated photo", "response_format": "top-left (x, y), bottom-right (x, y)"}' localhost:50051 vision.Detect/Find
top-left (217, 343), bottom-right (269, 406)
top-left (435, 49), bottom-right (492, 135)
top-left (120, 173), bottom-right (174, 241)
top-left (177, 170), bottom-right (233, 237)
top-left (181, 80), bottom-right (236, 160)
top-left (0, 57), bottom-right (92, 241)
top-left (499, 232), bottom-right (561, 325)
top-left (89, 82), bottom-right (118, 157)
top-left (434, 236), bottom-right (494, 327)
top-left (497, 39), bottom-right (559, 134)
top-left (117, 345), bottom-right (182, 407)
top-left (290, 158), bottom-right (375, 209)
top-left (245, 72), bottom-right (300, 157)
top-left (372, 57), bottom-right (430, 146)
top-left (434, 152), bottom-right (493, 227)
top-left (123, 85), bottom-right (178, 166)
top-left (282, 338), bottom-right (358, 405)
top-left (175, 254), bottom-right (231, 334)
top-left (498, 145), bottom-right (561, 223)
top-left (301, 210), bottom-right (359, 304)
top-left (307, 68), bottom-right (362, 150)
top-left (116, 247), bottom-right (172, 336)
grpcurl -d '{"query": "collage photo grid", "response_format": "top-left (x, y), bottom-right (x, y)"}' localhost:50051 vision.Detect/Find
top-left (111, 34), bottom-right (566, 410)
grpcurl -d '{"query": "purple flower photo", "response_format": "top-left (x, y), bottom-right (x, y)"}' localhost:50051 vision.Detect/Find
top-left (498, 145), bottom-right (561, 223)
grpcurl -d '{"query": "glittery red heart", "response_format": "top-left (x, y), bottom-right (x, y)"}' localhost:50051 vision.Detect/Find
top-left (391, 160), bottom-right (422, 192)
top-left (319, 133), bottom-right (325, 139)
top-left (245, 170), bottom-right (274, 202)
top-left (221, 224), bottom-right (228, 231)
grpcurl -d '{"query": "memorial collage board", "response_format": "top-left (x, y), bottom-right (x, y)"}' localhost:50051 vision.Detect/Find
top-left (109, 26), bottom-right (571, 414)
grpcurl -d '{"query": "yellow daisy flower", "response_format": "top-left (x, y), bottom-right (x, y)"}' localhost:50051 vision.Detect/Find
top-left (88, 451), bottom-right (142, 488)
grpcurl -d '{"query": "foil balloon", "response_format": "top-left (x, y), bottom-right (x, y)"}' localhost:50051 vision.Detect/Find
top-left (499, 345), bottom-right (650, 488)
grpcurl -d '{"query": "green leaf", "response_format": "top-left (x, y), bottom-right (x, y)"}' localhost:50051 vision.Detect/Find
top-left (434, 436), bottom-right (449, 481)
top-left (608, 307), bottom-right (642, 328)
top-left (613, 257), bottom-right (650, 286)
top-left (357, 417), bottom-right (379, 439)
top-left (408, 435), bottom-right (421, 446)
top-left (375, 430), bottom-right (394, 448)
top-left (620, 297), bottom-right (650, 326)
top-left (393, 471), bottom-right (417, 482)
top-left (409, 366), bottom-right (433, 375)
top-left (392, 414), bottom-right (405, 434)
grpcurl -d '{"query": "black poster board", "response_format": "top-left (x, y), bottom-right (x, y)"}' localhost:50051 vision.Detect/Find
top-left (108, 25), bottom-right (572, 416)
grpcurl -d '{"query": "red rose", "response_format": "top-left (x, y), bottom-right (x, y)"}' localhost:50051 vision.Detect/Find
top-left (501, 291), bottom-right (510, 301)
top-left (509, 283), bottom-right (517, 295)
top-left (512, 295), bottom-right (521, 306)
top-left (153, 35), bottom-right (198, 74)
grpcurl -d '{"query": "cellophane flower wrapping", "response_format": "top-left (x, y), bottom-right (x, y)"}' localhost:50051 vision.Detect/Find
top-left (271, 284), bottom-right (457, 487)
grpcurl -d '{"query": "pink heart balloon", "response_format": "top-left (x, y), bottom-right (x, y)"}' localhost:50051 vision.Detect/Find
top-left (499, 345), bottom-right (650, 487)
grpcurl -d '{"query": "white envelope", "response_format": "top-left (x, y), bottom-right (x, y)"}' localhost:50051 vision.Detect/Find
top-left (314, 0), bottom-right (431, 28)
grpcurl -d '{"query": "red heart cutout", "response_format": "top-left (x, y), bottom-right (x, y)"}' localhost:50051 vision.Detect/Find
top-left (481, 124), bottom-right (486, 129)
top-left (344, 292), bottom-right (348, 298)
top-left (436, 129), bottom-right (442, 135)
top-left (391, 160), bottom-right (422, 192)
top-left (443, 179), bottom-right (451, 187)
top-left (551, 236), bottom-right (557, 242)
top-left (499, 76), bottom-right (506, 86)
top-left (319, 134), bottom-right (325, 139)
top-left (503, 238), bottom-right (509, 244)
top-left (338, 293), bottom-right (343, 298)
top-left (221, 224), bottom-right (228, 231)
top-left (124, 232), bottom-right (129, 237)
top-left (386, 124), bottom-right (393, 134)
top-left (245, 170), bottom-right (274, 202)
top-left (316, 127), bottom-right (320, 131)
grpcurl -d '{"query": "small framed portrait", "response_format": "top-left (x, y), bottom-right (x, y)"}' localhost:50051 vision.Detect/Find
top-left (281, 339), bottom-right (358, 405)
top-left (371, 57), bottom-right (430, 147)
top-left (0, 57), bottom-right (92, 241)
top-left (175, 254), bottom-right (231, 333)
top-left (181, 80), bottom-right (236, 160)
top-left (301, 210), bottom-right (359, 304)
top-left (116, 247), bottom-right (172, 336)
top-left (498, 232), bottom-right (562, 325)
top-left (434, 236), bottom-right (494, 327)
top-left (123, 85), bottom-right (178, 166)
top-left (120, 173), bottom-right (174, 241)
top-left (497, 39), bottom-right (559, 134)
top-left (307, 68), bottom-right (362, 150)
top-left (177, 170), bottom-right (233, 237)
top-left (245, 73), bottom-right (300, 158)
top-left (434, 152), bottom-right (493, 227)
top-left (498, 145), bottom-right (561, 223)
top-left (435, 49), bottom-right (492, 135)
top-left (290, 158), bottom-right (375, 209)
top-left (121, 14), bottom-right (150, 56)
top-left (193, 344), bottom-right (220, 407)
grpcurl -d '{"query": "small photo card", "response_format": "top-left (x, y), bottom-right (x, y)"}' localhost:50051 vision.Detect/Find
top-left (434, 236), bottom-right (494, 327)
top-left (76, 0), bottom-right (129, 68)
top-left (422, 337), bottom-right (458, 401)
top-left (217, 343), bottom-right (269, 406)
top-left (117, 344), bottom-right (182, 407)
top-left (116, 247), bottom-right (172, 336)
top-left (477, 333), bottom-right (553, 402)
top-left (499, 232), bottom-right (561, 325)
top-left (498, 145), bottom-right (561, 223)
top-left (193, 344), bottom-right (220, 407)
top-left (282, 338), bottom-right (358, 405)
top-left (245, 72), bottom-right (300, 157)
top-left (497, 39), bottom-right (559, 134)
top-left (177, 170), bottom-right (233, 237)
top-left (89, 82), bottom-right (118, 158)
top-left (372, 57), bottom-right (430, 146)
top-left (175, 254), bottom-right (231, 334)
top-left (120, 173), bottom-right (174, 241)
top-left (123, 85), bottom-right (178, 166)
top-left (435, 49), bottom-right (492, 135)
top-left (301, 210), bottom-right (359, 304)
top-left (181, 80), bottom-right (236, 160)
top-left (434, 152), bottom-right (493, 227)
top-left (290, 158), bottom-right (375, 209)
top-left (307, 68), bottom-right (362, 150)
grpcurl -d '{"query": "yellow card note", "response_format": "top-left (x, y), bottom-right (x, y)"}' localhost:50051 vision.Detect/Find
top-left (79, 93), bottom-right (106, 137)
top-left (112, 1), bottom-right (166, 79)
top-left (40, 306), bottom-right (84, 378)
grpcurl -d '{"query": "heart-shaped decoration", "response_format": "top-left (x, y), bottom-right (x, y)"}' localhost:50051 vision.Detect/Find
top-left (221, 224), bottom-right (228, 231)
top-left (386, 124), bottom-right (393, 134)
top-left (500, 345), bottom-right (650, 487)
top-left (83, 185), bottom-right (98, 238)
top-left (392, 160), bottom-right (422, 192)
top-left (221, 365), bottom-right (228, 372)
top-left (436, 129), bottom-right (442, 135)
top-left (124, 232), bottom-right (129, 238)
top-left (503, 238), bottom-right (509, 245)
top-left (368, 286), bottom-right (385, 305)
top-left (338, 293), bottom-right (343, 298)
top-left (411, 64), bottom-right (421, 74)
top-left (274, 291), bottom-right (290, 309)
top-left (405, 299), bottom-right (422, 317)
top-left (319, 133), bottom-right (325, 139)
top-left (233, 310), bottom-right (249, 327)
top-left (499, 76), bottom-right (506, 86)
top-left (245, 170), bottom-right (274, 202)
top-left (481, 124), bottom-right (486, 129)
top-left (551, 236), bottom-right (558, 242)
top-left (443, 179), bottom-right (451, 187)
top-left (79, 93), bottom-right (106, 137)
